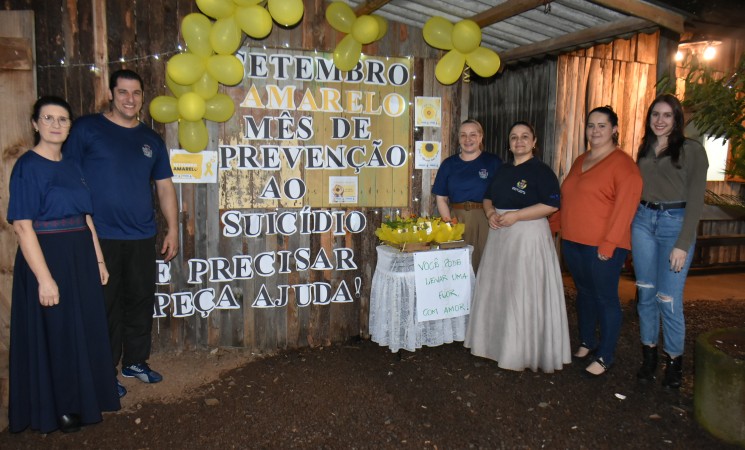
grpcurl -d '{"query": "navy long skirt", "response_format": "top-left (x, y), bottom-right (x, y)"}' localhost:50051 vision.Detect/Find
top-left (9, 227), bottom-right (120, 433)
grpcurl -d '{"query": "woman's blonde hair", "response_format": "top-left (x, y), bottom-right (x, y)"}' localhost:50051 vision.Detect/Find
top-left (460, 118), bottom-right (484, 150)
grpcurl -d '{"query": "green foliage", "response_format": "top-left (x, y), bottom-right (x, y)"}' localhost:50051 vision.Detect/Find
top-left (658, 53), bottom-right (745, 179)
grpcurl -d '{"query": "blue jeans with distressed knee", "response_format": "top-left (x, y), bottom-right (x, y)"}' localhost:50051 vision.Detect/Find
top-left (631, 204), bottom-right (694, 358)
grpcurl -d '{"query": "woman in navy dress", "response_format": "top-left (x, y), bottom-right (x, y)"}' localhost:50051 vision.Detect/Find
top-left (7, 96), bottom-right (120, 433)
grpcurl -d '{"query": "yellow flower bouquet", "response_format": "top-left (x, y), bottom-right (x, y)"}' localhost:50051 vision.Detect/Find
top-left (375, 215), bottom-right (465, 246)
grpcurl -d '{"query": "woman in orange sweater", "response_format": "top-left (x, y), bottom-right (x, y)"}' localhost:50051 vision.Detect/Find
top-left (559, 106), bottom-right (642, 377)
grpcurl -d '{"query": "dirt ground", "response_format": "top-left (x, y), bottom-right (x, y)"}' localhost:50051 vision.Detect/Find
top-left (2, 274), bottom-right (744, 449)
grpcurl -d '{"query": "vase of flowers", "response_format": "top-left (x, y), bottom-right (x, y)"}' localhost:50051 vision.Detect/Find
top-left (375, 214), bottom-right (465, 251)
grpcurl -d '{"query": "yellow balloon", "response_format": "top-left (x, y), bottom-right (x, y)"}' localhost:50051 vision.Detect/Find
top-left (166, 73), bottom-right (192, 98)
top-left (178, 92), bottom-right (206, 121)
top-left (466, 47), bottom-right (501, 78)
top-left (423, 16), bottom-right (453, 50)
top-left (196, 0), bottom-right (235, 19)
top-left (167, 52), bottom-right (206, 86)
top-left (233, 0), bottom-right (261, 5)
top-left (267, 0), bottom-right (304, 27)
top-left (149, 96), bottom-right (179, 123)
top-left (373, 14), bottom-right (388, 41)
top-left (325, 1), bottom-right (355, 33)
top-left (351, 15), bottom-right (379, 45)
top-left (179, 119), bottom-right (209, 153)
top-left (192, 72), bottom-right (218, 99)
top-left (435, 49), bottom-right (466, 85)
top-left (333, 34), bottom-right (362, 72)
top-left (236, 5), bottom-right (273, 39)
top-left (204, 93), bottom-right (235, 122)
top-left (207, 54), bottom-right (245, 85)
top-left (210, 16), bottom-right (242, 55)
top-left (181, 13), bottom-right (213, 58)
top-left (452, 20), bottom-right (481, 54)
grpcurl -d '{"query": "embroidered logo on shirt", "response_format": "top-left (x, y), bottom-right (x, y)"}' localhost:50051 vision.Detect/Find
top-left (479, 169), bottom-right (488, 179)
top-left (142, 144), bottom-right (153, 158)
top-left (512, 179), bottom-right (527, 195)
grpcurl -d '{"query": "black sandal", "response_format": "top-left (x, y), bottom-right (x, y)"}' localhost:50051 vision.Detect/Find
top-left (582, 357), bottom-right (610, 378)
top-left (572, 343), bottom-right (595, 362)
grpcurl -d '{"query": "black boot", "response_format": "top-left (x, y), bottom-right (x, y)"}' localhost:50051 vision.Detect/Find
top-left (662, 353), bottom-right (683, 389)
top-left (636, 345), bottom-right (658, 382)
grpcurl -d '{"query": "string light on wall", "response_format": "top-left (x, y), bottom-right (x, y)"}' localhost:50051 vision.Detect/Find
top-left (675, 39), bottom-right (722, 62)
top-left (39, 48), bottom-right (182, 70)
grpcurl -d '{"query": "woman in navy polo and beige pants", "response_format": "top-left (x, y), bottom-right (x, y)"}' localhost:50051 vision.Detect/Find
top-left (432, 119), bottom-right (501, 270)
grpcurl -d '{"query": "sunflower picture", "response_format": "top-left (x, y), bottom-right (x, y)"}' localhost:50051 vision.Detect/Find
top-left (415, 96), bottom-right (442, 127)
top-left (415, 141), bottom-right (442, 169)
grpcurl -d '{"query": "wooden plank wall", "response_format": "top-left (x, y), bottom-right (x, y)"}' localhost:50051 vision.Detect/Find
top-left (467, 32), bottom-right (658, 180)
top-left (1, 0), bottom-right (449, 354)
top-left (0, 8), bottom-right (36, 434)
top-left (468, 60), bottom-right (558, 166)
top-left (699, 182), bottom-right (745, 267)
top-left (554, 32), bottom-right (659, 180)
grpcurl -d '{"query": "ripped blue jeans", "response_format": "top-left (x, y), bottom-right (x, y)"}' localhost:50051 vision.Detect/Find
top-left (631, 204), bottom-right (694, 357)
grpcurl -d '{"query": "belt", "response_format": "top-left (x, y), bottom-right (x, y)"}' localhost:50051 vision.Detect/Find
top-left (451, 201), bottom-right (483, 211)
top-left (640, 200), bottom-right (687, 211)
top-left (33, 215), bottom-right (88, 234)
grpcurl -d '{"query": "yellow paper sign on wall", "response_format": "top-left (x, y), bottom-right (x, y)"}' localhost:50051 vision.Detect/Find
top-left (171, 149), bottom-right (218, 183)
top-left (218, 49), bottom-right (411, 209)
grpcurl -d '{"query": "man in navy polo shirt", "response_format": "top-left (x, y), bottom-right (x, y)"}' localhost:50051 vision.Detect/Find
top-left (64, 69), bottom-right (179, 398)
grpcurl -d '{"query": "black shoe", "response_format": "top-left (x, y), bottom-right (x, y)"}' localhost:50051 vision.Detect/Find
top-left (572, 343), bottom-right (596, 362)
top-left (636, 345), bottom-right (658, 383)
top-left (662, 353), bottom-right (683, 389)
top-left (582, 357), bottom-right (610, 378)
top-left (59, 414), bottom-right (81, 433)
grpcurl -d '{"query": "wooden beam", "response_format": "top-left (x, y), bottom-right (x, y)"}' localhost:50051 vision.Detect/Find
top-left (0, 37), bottom-right (32, 70)
top-left (589, 0), bottom-right (685, 34)
top-left (92, 0), bottom-right (109, 109)
top-left (687, 20), bottom-right (745, 41)
top-left (354, 0), bottom-right (393, 16)
top-left (470, 0), bottom-right (548, 28)
top-left (499, 17), bottom-right (657, 63)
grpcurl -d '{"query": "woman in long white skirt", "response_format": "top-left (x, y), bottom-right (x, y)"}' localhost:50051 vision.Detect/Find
top-left (464, 121), bottom-right (571, 373)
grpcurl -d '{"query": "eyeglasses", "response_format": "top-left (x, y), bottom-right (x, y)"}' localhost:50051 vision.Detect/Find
top-left (40, 114), bottom-right (71, 128)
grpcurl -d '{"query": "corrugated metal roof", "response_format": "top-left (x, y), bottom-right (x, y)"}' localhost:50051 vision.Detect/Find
top-left (342, 0), bottom-right (688, 64)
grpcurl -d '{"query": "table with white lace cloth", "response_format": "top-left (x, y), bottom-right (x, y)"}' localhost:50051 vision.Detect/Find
top-left (369, 245), bottom-right (474, 353)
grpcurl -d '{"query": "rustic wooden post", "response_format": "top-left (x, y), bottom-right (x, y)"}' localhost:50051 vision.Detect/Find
top-left (0, 9), bottom-right (37, 434)
top-left (92, 0), bottom-right (109, 110)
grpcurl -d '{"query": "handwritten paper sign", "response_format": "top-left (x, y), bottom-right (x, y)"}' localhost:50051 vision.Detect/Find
top-left (413, 248), bottom-right (471, 322)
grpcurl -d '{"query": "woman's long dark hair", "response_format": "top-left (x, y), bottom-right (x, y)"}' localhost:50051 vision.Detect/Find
top-left (637, 93), bottom-right (685, 168)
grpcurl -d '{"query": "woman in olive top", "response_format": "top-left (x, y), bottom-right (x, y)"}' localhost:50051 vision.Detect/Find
top-left (632, 94), bottom-right (708, 389)
top-left (559, 106), bottom-right (643, 377)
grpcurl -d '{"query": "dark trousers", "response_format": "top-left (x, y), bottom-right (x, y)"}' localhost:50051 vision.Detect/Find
top-left (562, 239), bottom-right (628, 366)
top-left (101, 238), bottom-right (156, 371)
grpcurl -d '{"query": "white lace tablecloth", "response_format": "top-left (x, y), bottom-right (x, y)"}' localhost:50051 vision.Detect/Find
top-left (369, 245), bottom-right (473, 353)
